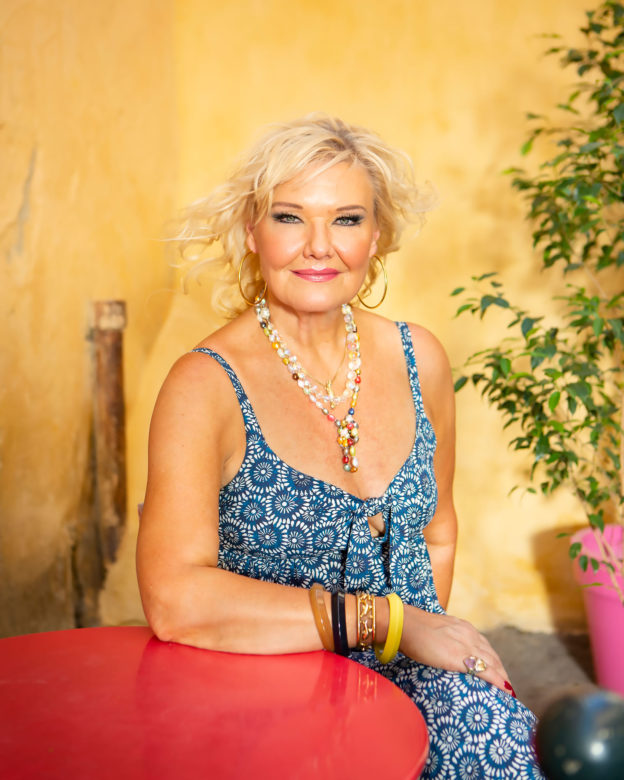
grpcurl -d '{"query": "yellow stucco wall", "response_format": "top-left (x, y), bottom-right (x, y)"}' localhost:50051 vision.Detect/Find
top-left (0, 0), bottom-right (177, 634)
top-left (2, 0), bottom-right (592, 636)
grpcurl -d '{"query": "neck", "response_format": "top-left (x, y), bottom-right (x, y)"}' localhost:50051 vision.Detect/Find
top-left (263, 294), bottom-right (350, 376)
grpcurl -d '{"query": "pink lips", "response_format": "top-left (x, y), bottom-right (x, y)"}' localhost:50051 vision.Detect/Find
top-left (292, 268), bottom-right (339, 283)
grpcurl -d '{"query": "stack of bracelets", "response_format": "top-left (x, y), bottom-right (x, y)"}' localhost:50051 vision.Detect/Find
top-left (308, 583), bottom-right (404, 663)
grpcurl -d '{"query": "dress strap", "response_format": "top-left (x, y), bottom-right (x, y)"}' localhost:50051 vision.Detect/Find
top-left (190, 347), bottom-right (262, 435)
top-left (395, 322), bottom-right (427, 418)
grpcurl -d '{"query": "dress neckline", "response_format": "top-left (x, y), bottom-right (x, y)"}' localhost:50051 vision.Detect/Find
top-left (226, 404), bottom-right (419, 507)
top-left (197, 321), bottom-right (426, 506)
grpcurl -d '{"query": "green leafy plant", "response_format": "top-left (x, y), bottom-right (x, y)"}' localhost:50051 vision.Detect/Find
top-left (453, 1), bottom-right (624, 601)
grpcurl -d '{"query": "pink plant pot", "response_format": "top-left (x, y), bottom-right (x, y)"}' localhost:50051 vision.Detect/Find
top-left (571, 525), bottom-right (624, 696)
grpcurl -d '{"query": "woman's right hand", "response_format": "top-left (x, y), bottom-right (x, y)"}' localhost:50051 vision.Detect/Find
top-left (399, 605), bottom-right (511, 693)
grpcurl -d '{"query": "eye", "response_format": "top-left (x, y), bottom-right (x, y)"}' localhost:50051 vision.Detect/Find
top-left (272, 212), bottom-right (301, 224)
top-left (334, 213), bottom-right (365, 226)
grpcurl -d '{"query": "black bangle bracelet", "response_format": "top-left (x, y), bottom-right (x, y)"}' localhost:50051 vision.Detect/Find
top-left (331, 590), bottom-right (349, 656)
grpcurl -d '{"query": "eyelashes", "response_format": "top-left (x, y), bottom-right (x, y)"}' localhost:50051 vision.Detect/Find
top-left (335, 213), bottom-right (365, 226)
top-left (272, 212), bottom-right (301, 224)
top-left (271, 212), bottom-right (365, 226)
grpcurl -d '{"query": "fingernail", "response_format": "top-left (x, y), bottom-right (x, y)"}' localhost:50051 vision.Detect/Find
top-left (504, 680), bottom-right (516, 698)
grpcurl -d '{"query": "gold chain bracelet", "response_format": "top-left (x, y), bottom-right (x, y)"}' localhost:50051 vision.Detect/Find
top-left (356, 591), bottom-right (375, 650)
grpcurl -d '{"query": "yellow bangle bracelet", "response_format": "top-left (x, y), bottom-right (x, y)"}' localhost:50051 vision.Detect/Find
top-left (374, 592), bottom-right (404, 664)
top-left (309, 583), bottom-right (334, 652)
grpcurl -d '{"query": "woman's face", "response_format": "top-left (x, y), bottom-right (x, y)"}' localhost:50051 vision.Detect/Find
top-left (246, 161), bottom-right (379, 314)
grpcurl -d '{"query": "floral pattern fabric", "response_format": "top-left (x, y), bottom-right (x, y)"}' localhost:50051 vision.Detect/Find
top-left (192, 321), bottom-right (544, 779)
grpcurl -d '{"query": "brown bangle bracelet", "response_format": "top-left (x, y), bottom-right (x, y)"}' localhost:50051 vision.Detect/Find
top-left (309, 583), bottom-right (334, 651)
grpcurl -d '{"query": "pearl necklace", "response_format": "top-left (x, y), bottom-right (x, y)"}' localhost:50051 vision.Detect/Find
top-left (255, 297), bottom-right (362, 473)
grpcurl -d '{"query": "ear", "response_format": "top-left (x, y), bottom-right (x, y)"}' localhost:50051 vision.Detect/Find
top-left (369, 229), bottom-right (380, 258)
top-left (245, 225), bottom-right (257, 254)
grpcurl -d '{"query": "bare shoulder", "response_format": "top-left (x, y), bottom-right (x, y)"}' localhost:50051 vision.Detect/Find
top-left (149, 320), bottom-right (246, 463)
top-left (154, 346), bottom-right (234, 423)
top-left (406, 323), bottom-right (453, 386)
top-left (156, 314), bottom-right (250, 413)
top-left (404, 323), bottom-right (455, 432)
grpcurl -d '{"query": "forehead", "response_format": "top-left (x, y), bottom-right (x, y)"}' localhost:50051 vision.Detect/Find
top-left (272, 161), bottom-right (375, 205)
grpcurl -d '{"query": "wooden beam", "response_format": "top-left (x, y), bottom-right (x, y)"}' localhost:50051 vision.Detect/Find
top-left (92, 300), bottom-right (127, 568)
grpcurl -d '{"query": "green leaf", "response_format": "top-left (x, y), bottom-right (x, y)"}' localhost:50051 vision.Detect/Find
top-left (567, 381), bottom-right (591, 401)
top-left (579, 141), bottom-right (602, 153)
top-left (479, 295), bottom-right (510, 314)
top-left (450, 287), bottom-right (465, 297)
top-left (454, 376), bottom-right (468, 392)
top-left (579, 554), bottom-right (589, 572)
top-left (521, 130), bottom-right (543, 155)
top-left (614, 103), bottom-right (624, 124)
top-left (548, 391), bottom-right (561, 412)
top-left (589, 513), bottom-right (604, 532)
top-left (609, 318), bottom-right (624, 344)
top-left (569, 542), bottom-right (582, 559)
top-left (565, 49), bottom-right (583, 62)
top-left (521, 317), bottom-right (537, 337)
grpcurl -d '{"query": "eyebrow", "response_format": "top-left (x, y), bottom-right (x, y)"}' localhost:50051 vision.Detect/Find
top-left (272, 201), bottom-right (368, 212)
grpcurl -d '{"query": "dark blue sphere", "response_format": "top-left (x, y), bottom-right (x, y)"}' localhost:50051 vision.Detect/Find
top-left (536, 690), bottom-right (624, 779)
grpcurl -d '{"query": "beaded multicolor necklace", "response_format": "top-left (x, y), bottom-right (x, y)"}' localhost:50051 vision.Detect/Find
top-left (254, 297), bottom-right (361, 473)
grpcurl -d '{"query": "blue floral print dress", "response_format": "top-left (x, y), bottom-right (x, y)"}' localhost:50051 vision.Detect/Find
top-left (192, 322), bottom-right (544, 779)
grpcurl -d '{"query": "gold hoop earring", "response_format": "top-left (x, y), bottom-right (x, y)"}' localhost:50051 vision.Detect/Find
top-left (357, 256), bottom-right (388, 309)
top-left (237, 251), bottom-right (267, 306)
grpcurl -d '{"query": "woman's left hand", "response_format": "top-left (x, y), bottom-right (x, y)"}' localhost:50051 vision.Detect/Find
top-left (398, 605), bottom-right (513, 694)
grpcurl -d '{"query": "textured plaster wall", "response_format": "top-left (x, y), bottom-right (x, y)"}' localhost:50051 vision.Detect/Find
top-left (0, 0), bottom-right (176, 635)
top-left (2, 0), bottom-right (592, 636)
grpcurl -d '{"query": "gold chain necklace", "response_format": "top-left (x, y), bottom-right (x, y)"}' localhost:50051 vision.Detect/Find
top-left (304, 340), bottom-right (349, 409)
top-left (255, 297), bottom-right (362, 473)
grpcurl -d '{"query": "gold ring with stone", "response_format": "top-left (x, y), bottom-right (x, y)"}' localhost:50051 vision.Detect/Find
top-left (463, 655), bottom-right (487, 675)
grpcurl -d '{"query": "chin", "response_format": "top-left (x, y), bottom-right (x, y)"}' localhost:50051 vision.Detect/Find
top-left (280, 291), bottom-right (354, 314)
top-left (270, 281), bottom-right (360, 313)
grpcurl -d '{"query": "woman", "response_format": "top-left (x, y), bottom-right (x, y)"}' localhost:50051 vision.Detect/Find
top-left (137, 115), bottom-right (544, 778)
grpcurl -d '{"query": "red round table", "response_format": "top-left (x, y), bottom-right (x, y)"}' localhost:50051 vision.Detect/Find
top-left (0, 626), bottom-right (428, 779)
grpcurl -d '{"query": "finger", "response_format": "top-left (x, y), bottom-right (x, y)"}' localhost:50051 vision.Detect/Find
top-left (460, 651), bottom-right (510, 692)
top-left (468, 639), bottom-right (510, 681)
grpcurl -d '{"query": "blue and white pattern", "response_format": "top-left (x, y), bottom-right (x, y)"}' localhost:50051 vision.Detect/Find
top-left (192, 321), bottom-right (544, 779)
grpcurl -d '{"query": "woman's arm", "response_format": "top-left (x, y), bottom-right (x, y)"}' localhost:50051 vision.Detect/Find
top-left (409, 324), bottom-right (458, 609)
top-left (137, 352), bottom-right (345, 653)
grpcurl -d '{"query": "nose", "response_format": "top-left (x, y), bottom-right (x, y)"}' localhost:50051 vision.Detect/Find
top-left (303, 220), bottom-right (333, 259)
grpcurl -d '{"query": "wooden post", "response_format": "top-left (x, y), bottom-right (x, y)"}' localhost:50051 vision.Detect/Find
top-left (92, 300), bottom-right (127, 568)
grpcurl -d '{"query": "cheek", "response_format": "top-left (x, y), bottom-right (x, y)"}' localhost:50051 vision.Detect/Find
top-left (335, 234), bottom-right (377, 266)
top-left (256, 227), bottom-right (303, 266)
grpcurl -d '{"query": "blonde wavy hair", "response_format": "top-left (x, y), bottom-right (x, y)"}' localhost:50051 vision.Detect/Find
top-left (176, 114), bottom-right (432, 317)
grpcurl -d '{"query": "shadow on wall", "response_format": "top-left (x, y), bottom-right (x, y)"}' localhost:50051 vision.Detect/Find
top-left (531, 526), bottom-right (587, 635)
